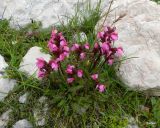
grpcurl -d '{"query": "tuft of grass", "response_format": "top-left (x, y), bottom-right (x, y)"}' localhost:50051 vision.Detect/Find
top-left (153, 0), bottom-right (160, 4)
top-left (0, 1), bottom-right (160, 128)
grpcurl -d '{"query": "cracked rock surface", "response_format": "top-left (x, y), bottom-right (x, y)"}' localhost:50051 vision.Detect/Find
top-left (0, 0), bottom-right (109, 28)
top-left (0, 55), bottom-right (16, 101)
top-left (0, 109), bottom-right (12, 128)
top-left (97, 0), bottom-right (160, 96)
top-left (13, 119), bottom-right (33, 128)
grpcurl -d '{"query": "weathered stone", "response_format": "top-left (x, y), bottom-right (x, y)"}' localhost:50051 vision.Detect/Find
top-left (0, 55), bottom-right (16, 101)
top-left (0, 109), bottom-right (12, 128)
top-left (19, 46), bottom-right (51, 78)
top-left (13, 119), bottom-right (33, 128)
top-left (0, 77), bottom-right (17, 101)
top-left (127, 125), bottom-right (139, 128)
top-left (127, 117), bottom-right (139, 128)
top-left (19, 92), bottom-right (28, 104)
top-left (0, 0), bottom-right (109, 28)
top-left (0, 55), bottom-right (8, 72)
top-left (97, 0), bottom-right (160, 96)
top-left (34, 96), bottom-right (48, 126)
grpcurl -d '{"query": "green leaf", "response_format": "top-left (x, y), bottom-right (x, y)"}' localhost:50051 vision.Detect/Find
top-left (68, 85), bottom-right (84, 93)
top-left (57, 99), bottom-right (66, 107)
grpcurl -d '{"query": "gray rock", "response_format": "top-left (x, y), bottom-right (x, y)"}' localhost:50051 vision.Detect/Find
top-left (127, 116), bottom-right (139, 128)
top-left (0, 55), bottom-right (8, 72)
top-left (0, 78), bottom-right (17, 101)
top-left (127, 125), bottom-right (139, 128)
top-left (97, 0), bottom-right (160, 96)
top-left (38, 96), bottom-right (47, 103)
top-left (34, 96), bottom-right (48, 126)
top-left (19, 93), bottom-right (28, 104)
top-left (13, 119), bottom-right (33, 128)
top-left (0, 55), bottom-right (17, 101)
top-left (19, 46), bottom-right (51, 78)
top-left (0, 0), bottom-right (109, 28)
top-left (0, 109), bottom-right (12, 128)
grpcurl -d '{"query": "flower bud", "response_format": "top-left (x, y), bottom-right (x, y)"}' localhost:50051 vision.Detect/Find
top-left (84, 43), bottom-right (90, 50)
top-left (67, 78), bottom-right (75, 84)
top-left (80, 52), bottom-right (86, 60)
top-left (36, 58), bottom-right (46, 69)
top-left (96, 84), bottom-right (105, 92)
top-left (91, 74), bottom-right (98, 81)
top-left (77, 70), bottom-right (83, 78)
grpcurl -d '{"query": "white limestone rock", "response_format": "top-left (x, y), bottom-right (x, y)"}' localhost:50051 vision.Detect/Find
top-left (38, 96), bottom-right (47, 103)
top-left (19, 46), bottom-right (51, 78)
top-left (0, 109), bottom-right (12, 128)
top-left (0, 55), bottom-right (17, 101)
top-left (127, 117), bottom-right (139, 128)
top-left (34, 96), bottom-right (48, 126)
top-left (13, 119), bottom-right (33, 128)
top-left (0, 55), bottom-right (8, 72)
top-left (0, 0), bottom-right (109, 28)
top-left (19, 92), bottom-right (28, 104)
top-left (97, 0), bottom-right (160, 96)
top-left (0, 78), bottom-right (17, 101)
top-left (127, 125), bottom-right (139, 128)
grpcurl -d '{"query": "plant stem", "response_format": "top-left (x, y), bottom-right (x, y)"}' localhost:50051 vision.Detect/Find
top-left (91, 53), bottom-right (101, 71)
top-left (58, 62), bottom-right (66, 82)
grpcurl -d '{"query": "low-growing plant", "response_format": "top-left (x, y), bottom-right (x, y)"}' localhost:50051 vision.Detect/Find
top-left (36, 26), bottom-right (124, 115)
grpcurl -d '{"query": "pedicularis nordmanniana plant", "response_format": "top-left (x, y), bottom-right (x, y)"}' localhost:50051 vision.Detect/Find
top-left (36, 26), bottom-right (123, 93)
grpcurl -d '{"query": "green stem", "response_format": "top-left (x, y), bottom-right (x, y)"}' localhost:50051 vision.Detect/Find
top-left (58, 63), bottom-right (66, 82)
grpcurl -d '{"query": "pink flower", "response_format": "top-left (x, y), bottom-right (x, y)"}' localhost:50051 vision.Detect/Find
top-left (48, 38), bottom-right (53, 44)
top-left (38, 69), bottom-right (46, 78)
top-left (63, 46), bottom-right (70, 52)
top-left (91, 74), bottom-right (98, 81)
top-left (115, 47), bottom-right (123, 57)
top-left (50, 60), bottom-right (59, 71)
top-left (36, 58), bottom-right (46, 69)
top-left (58, 54), bottom-right (65, 61)
top-left (63, 52), bottom-right (69, 57)
top-left (65, 65), bottom-right (75, 74)
top-left (60, 40), bottom-right (67, 47)
top-left (84, 43), bottom-right (90, 50)
top-left (57, 52), bottom-right (69, 62)
top-left (111, 32), bottom-right (118, 41)
top-left (101, 42), bottom-right (109, 54)
top-left (80, 52), bottom-right (86, 60)
top-left (48, 43), bottom-right (58, 52)
top-left (71, 43), bottom-right (80, 51)
top-left (96, 84), bottom-right (105, 92)
top-left (59, 33), bottom-right (65, 40)
top-left (77, 70), bottom-right (83, 78)
top-left (104, 26), bottom-right (109, 32)
top-left (108, 59), bottom-right (113, 65)
top-left (67, 78), bottom-right (75, 84)
top-left (51, 29), bottom-right (58, 38)
top-left (97, 32), bottom-right (104, 39)
top-left (94, 42), bottom-right (99, 49)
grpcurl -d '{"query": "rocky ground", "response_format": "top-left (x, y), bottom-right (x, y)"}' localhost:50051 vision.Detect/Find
top-left (0, 0), bottom-right (160, 127)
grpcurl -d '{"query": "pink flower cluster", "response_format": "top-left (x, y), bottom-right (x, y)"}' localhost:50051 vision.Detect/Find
top-left (36, 58), bottom-right (48, 78)
top-left (36, 26), bottom-right (123, 93)
top-left (71, 42), bottom-right (90, 60)
top-left (91, 74), bottom-right (105, 92)
top-left (36, 30), bottom-right (70, 78)
top-left (65, 65), bottom-right (83, 84)
top-left (48, 29), bottom-right (69, 67)
top-left (94, 26), bottom-right (123, 65)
